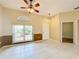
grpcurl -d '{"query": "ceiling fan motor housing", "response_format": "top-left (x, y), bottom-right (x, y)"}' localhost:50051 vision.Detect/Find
top-left (29, 4), bottom-right (33, 8)
top-left (30, 0), bottom-right (33, 2)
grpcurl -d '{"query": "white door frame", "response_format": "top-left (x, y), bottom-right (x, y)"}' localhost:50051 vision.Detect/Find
top-left (60, 21), bottom-right (76, 44)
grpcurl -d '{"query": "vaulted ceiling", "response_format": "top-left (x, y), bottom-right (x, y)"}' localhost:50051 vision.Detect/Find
top-left (0, 0), bottom-right (79, 16)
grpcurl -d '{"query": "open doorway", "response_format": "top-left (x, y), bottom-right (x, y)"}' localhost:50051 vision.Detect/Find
top-left (12, 25), bottom-right (33, 43)
top-left (62, 22), bottom-right (73, 43)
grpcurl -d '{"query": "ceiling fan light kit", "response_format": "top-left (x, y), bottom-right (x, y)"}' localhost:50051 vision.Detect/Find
top-left (27, 8), bottom-right (34, 13)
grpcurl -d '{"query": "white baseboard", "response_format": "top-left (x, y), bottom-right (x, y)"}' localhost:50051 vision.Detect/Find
top-left (0, 45), bottom-right (13, 49)
top-left (50, 38), bottom-right (61, 43)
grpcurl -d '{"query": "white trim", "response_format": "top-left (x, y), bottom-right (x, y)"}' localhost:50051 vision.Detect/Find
top-left (0, 45), bottom-right (13, 50)
top-left (73, 20), bottom-right (78, 45)
top-left (60, 21), bottom-right (62, 43)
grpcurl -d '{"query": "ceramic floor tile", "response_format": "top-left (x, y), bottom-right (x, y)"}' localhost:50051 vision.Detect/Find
top-left (0, 39), bottom-right (79, 59)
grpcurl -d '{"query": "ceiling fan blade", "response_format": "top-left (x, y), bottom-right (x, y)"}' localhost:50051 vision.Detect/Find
top-left (74, 7), bottom-right (79, 10)
top-left (35, 3), bottom-right (40, 7)
top-left (20, 7), bottom-right (27, 9)
top-left (23, 0), bottom-right (28, 4)
top-left (34, 9), bottom-right (39, 13)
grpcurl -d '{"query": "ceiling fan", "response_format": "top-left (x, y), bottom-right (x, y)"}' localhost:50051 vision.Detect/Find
top-left (21, 0), bottom-right (40, 13)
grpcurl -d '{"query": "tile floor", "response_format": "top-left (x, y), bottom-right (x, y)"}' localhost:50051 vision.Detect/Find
top-left (0, 39), bottom-right (79, 59)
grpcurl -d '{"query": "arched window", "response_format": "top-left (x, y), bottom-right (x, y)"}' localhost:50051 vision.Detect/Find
top-left (17, 15), bottom-right (31, 21)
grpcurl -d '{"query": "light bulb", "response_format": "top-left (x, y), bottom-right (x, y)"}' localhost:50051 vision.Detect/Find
top-left (27, 8), bottom-right (34, 13)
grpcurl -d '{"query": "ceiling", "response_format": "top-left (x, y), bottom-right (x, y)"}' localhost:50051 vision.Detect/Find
top-left (0, 0), bottom-right (79, 16)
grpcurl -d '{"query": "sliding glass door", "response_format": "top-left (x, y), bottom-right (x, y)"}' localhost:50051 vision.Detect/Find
top-left (13, 25), bottom-right (33, 43)
top-left (25, 26), bottom-right (32, 41)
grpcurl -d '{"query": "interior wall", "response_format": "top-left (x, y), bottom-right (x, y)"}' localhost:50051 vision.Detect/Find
top-left (59, 11), bottom-right (79, 22)
top-left (50, 11), bottom-right (79, 44)
top-left (0, 5), bottom-right (3, 36)
top-left (0, 5), bottom-right (3, 47)
top-left (2, 7), bottom-right (48, 36)
top-left (50, 15), bottom-right (61, 42)
top-left (59, 11), bottom-right (79, 44)
top-left (77, 20), bottom-right (79, 44)
top-left (1, 5), bottom-right (79, 45)
top-left (0, 6), bottom-right (50, 47)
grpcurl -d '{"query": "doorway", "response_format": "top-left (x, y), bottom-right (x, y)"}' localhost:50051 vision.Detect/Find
top-left (12, 25), bottom-right (33, 43)
top-left (43, 23), bottom-right (49, 40)
top-left (62, 22), bottom-right (73, 43)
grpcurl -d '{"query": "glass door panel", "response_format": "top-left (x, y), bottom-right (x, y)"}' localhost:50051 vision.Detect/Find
top-left (13, 25), bottom-right (24, 43)
top-left (25, 26), bottom-right (32, 41)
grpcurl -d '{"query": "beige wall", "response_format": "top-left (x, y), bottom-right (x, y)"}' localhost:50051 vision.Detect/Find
top-left (59, 11), bottom-right (79, 44)
top-left (60, 11), bottom-right (79, 22)
top-left (50, 15), bottom-right (61, 42)
top-left (0, 5), bottom-right (3, 46)
top-left (50, 11), bottom-right (79, 44)
top-left (1, 7), bottom-right (43, 35)
top-left (0, 5), bottom-right (50, 47)
top-left (0, 5), bottom-right (3, 36)
top-left (0, 6), bottom-right (50, 39)
top-left (1, 5), bottom-right (79, 44)
top-left (77, 20), bottom-right (79, 44)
